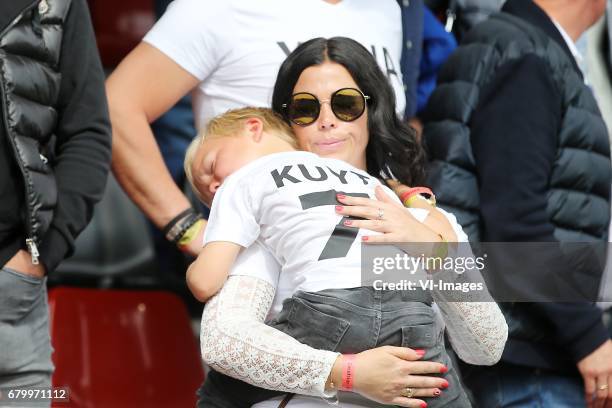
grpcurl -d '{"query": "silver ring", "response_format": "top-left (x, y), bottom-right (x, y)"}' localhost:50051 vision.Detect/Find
top-left (377, 208), bottom-right (384, 220)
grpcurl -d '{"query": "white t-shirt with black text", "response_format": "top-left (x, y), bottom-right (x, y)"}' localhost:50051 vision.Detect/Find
top-left (143, 0), bottom-right (405, 128)
top-left (204, 151), bottom-right (428, 313)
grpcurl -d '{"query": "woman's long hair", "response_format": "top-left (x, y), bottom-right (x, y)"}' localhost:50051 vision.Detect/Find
top-left (271, 37), bottom-right (425, 186)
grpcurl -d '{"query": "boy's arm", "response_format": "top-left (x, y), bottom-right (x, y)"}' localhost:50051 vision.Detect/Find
top-left (186, 241), bottom-right (242, 302)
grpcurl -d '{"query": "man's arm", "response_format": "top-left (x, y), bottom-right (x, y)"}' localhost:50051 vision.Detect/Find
top-left (471, 54), bottom-right (610, 392)
top-left (186, 241), bottom-right (242, 302)
top-left (106, 43), bottom-right (200, 240)
top-left (37, 0), bottom-right (112, 272)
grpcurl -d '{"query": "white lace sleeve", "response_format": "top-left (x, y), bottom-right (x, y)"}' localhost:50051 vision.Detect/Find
top-left (434, 295), bottom-right (508, 365)
top-left (200, 275), bottom-right (340, 397)
top-left (431, 208), bottom-right (509, 366)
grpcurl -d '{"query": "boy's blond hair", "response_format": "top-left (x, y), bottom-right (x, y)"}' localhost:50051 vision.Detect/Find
top-left (184, 107), bottom-right (297, 195)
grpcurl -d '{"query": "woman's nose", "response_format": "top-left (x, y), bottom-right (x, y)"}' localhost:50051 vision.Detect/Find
top-left (317, 102), bottom-right (337, 130)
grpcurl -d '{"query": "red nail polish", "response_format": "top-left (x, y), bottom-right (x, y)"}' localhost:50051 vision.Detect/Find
top-left (337, 194), bottom-right (346, 199)
top-left (344, 220), bottom-right (352, 226)
top-left (415, 349), bottom-right (426, 357)
top-left (421, 403), bottom-right (428, 408)
top-left (362, 236), bottom-right (369, 241)
top-left (440, 366), bottom-right (448, 374)
top-left (433, 390), bottom-right (441, 396)
top-left (440, 380), bottom-right (449, 389)
top-left (335, 205), bottom-right (343, 212)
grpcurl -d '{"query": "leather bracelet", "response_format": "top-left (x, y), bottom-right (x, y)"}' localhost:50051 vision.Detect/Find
top-left (171, 213), bottom-right (203, 244)
top-left (162, 208), bottom-right (193, 235)
top-left (163, 209), bottom-right (202, 243)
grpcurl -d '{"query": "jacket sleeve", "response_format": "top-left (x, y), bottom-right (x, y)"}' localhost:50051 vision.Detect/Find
top-left (38, 0), bottom-right (112, 272)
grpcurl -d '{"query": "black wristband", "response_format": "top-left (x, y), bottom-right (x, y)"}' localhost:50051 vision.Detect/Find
top-left (162, 208), bottom-right (194, 238)
top-left (169, 212), bottom-right (204, 244)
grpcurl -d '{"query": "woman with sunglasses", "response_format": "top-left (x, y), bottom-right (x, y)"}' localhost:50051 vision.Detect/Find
top-left (197, 37), bottom-right (507, 408)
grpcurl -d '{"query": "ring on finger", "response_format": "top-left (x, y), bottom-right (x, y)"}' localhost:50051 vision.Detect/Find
top-left (401, 387), bottom-right (415, 398)
top-left (598, 384), bottom-right (609, 391)
top-left (377, 207), bottom-right (384, 220)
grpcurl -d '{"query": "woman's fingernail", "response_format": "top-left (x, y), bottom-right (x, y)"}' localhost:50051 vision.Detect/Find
top-left (433, 390), bottom-right (441, 396)
top-left (421, 403), bottom-right (428, 408)
top-left (441, 380), bottom-right (449, 389)
top-left (335, 205), bottom-right (343, 212)
top-left (440, 366), bottom-right (448, 374)
top-left (414, 349), bottom-right (426, 357)
top-left (344, 220), bottom-right (352, 226)
top-left (362, 236), bottom-right (369, 241)
top-left (337, 194), bottom-right (346, 199)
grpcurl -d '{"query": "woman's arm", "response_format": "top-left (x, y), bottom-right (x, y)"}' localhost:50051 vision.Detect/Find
top-left (201, 274), bottom-right (338, 397)
top-left (201, 274), bottom-right (448, 406)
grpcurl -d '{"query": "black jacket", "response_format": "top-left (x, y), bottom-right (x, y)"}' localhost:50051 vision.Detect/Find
top-left (0, 0), bottom-right (111, 272)
top-left (423, 0), bottom-right (611, 371)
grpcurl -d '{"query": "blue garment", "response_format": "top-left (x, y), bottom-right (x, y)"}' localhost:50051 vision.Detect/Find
top-left (417, 6), bottom-right (457, 114)
top-left (463, 363), bottom-right (586, 408)
top-left (397, 0), bottom-right (424, 119)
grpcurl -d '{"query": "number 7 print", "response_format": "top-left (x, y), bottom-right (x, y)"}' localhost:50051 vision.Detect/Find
top-left (299, 189), bottom-right (369, 260)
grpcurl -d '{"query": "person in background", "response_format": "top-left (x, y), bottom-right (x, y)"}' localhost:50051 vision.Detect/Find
top-left (586, 0), bottom-right (612, 338)
top-left (422, 0), bottom-right (612, 406)
top-left (106, 0), bottom-right (421, 259)
top-left (0, 0), bottom-right (111, 404)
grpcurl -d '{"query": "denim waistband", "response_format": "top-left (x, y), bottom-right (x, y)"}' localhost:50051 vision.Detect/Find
top-left (293, 286), bottom-right (433, 316)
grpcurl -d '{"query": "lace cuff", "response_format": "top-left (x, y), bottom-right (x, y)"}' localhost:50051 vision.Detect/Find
top-left (431, 259), bottom-right (508, 365)
top-left (201, 275), bottom-right (340, 397)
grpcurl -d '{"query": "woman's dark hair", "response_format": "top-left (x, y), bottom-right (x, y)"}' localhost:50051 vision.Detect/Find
top-left (272, 37), bottom-right (425, 186)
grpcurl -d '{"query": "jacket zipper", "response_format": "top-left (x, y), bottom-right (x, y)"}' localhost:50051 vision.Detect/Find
top-left (0, 0), bottom-right (43, 264)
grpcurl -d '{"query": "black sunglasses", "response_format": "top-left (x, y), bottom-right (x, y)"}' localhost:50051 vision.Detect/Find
top-left (282, 87), bottom-right (370, 126)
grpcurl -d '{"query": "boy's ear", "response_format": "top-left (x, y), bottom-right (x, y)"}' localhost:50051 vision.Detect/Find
top-left (244, 118), bottom-right (264, 142)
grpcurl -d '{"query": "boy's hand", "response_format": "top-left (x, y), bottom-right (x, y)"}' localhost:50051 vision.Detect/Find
top-left (178, 219), bottom-right (207, 256)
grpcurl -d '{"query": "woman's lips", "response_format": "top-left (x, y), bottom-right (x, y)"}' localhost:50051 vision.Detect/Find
top-left (314, 138), bottom-right (346, 152)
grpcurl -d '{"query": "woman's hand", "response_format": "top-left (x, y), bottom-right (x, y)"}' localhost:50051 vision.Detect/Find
top-left (329, 346), bottom-right (448, 407)
top-left (335, 188), bottom-right (453, 244)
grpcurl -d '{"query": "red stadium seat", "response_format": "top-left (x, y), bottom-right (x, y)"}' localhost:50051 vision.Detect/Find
top-left (87, 0), bottom-right (155, 68)
top-left (48, 287), bottom-right (204, 408)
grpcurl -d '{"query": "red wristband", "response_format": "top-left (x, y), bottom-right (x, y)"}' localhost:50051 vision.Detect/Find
top-left (399, 187), bottom-right (434, 203)
top-left (341, 354), bottom-right (356, 391)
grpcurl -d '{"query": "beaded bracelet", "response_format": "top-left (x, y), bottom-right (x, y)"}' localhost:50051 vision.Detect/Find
top-left (400, 187), bottom-right (436, 208)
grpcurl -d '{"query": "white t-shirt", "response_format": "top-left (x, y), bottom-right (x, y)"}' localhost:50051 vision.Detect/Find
top-left (143, 0), bottom-right (405, 128)
top-left (204, 151), bottom-right (429, 314)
